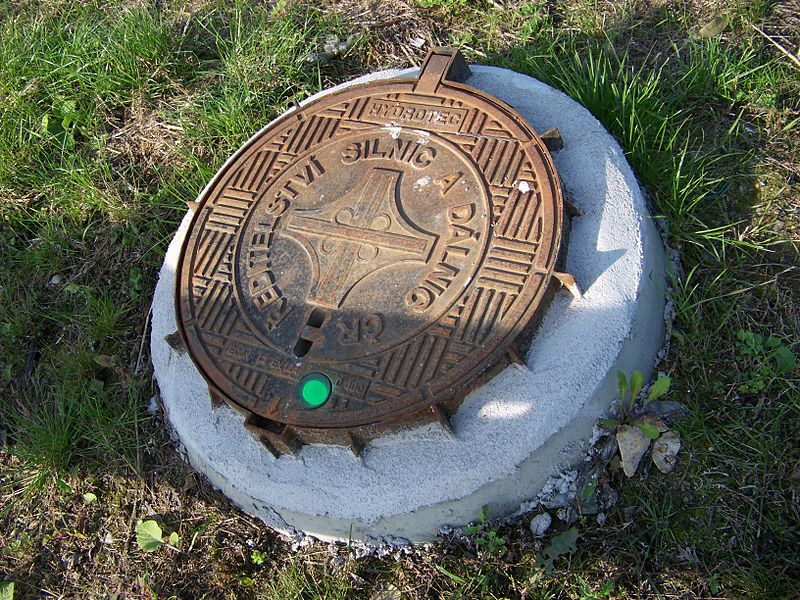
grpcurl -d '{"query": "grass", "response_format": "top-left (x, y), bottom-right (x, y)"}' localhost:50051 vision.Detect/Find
top-left (1, 0), bottom-right (799, 597)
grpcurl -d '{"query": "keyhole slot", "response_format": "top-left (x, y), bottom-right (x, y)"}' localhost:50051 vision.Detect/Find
top-left (307, 308), bottom-right (326, 328)
top-left (293, 309), bottom-right (327, 358)
top-left (293, 339), bottom-right (313, 357)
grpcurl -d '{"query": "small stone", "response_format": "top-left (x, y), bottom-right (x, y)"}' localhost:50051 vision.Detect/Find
top-left (600, 437), bottom-right (618, 461)
top-left (616, 424), bottom-right (651, 477)
top-left (305, 51), bottom-right (334, 64)
top-left (541, 493), bottom-right (572, 509)
top-left (385, 536), bottom-right (411, 549)
top-left (644, 400), bottom-right (689, 422)
top-left (49, 274), bottom-right (64, 286)
top-left (557, 507), bottom-right (576, 524)
top-left (529, 512), bottom-right (551, 537)
top-left (330, 555), bottom-right (346, 567)
top-left (652, 430), bottom-right (681, 473)
top-left (596, 513), bottom-right (606, 526)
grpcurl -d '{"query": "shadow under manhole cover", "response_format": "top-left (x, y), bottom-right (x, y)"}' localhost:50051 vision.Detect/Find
top-left (172, 48), bottom-right (570, 456)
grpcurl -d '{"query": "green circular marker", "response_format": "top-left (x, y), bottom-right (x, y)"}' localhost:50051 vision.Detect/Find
top-left (296, 373), bottom-right (332, 409)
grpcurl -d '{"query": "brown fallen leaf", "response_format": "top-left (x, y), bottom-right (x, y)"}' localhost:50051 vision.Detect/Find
top-left (616, 425), bottom-right (652, 477)
top-left (652, 431), bottom-right (681, 473)
top-left (692, 14), bottom-right (728, 39)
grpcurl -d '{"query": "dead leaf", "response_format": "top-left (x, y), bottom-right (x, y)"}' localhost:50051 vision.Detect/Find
top-left (182, 473), bottom-right (197, 493)
top-left (693, 14), bottom-right (728, 39)
top-left (616, 424), bottom-right (651, 477)
top-left (370, 584), bottom-right (402, 600)
top-left (652, 431), bottom-right (681, 473)
top-left (94, 354), bottom-right (113, 368)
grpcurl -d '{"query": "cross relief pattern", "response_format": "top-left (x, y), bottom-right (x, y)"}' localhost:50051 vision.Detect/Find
top-left (280, 167), bottom-right (438, 308)
top-left (182, 91), bottom-right (557, 418)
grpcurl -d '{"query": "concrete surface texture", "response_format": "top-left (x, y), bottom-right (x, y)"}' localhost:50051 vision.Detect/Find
top-left (150, 65), bottom-right (668, 544)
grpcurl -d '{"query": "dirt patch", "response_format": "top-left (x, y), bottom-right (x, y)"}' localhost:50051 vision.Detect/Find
top-left (105, 98), bottom-right (187, 174)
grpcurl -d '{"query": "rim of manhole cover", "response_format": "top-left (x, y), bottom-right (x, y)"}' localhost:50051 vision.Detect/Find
top-left (174, 47), bottom-right (567, 456)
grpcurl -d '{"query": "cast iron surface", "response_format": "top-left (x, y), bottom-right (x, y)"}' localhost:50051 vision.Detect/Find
top-left (175, 48), bottom-right (564, 454)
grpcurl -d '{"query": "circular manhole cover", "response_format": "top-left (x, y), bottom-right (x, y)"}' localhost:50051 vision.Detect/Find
top-left (175, 48), bottom-right (564, 454)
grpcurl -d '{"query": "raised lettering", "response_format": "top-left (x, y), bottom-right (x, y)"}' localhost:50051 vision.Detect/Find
top-left (341, 142), bottom-right (361, 164)
top-left (421, 263), bottom-right (459, 294)
top-left (450, 202), bottom-right (475, 224)
top-left (413, 146), bottom-right (436, 168)
top-left (337, 314), bottom-right (384, 344)
top-left (338, 138), bottom-right (436, 169)
top-left (435, 172), bottom-right (463, 196)
top-left (294, 156), bottom-right (325, 185)
top-left (406, 286), bottom-right (435, 312)
top-left (449, 223), bottom-right (479, 244)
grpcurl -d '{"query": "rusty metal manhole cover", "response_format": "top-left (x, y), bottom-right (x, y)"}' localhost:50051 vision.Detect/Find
top-left (174, 48), bottom-right (566, 455)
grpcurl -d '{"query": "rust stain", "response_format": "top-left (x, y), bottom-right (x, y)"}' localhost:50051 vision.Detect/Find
top-left (175, 48), bottom-right (565, 454)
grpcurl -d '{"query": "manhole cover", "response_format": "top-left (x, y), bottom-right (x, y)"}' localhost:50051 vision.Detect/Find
top-left (174, 48), bottom-right (565, 455)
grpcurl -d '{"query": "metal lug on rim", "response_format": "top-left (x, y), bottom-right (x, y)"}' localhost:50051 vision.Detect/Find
top-left (506, 344), bottom-right (526, 367)
top-left (430, 404), bottom-right (454, 436)
top-left (540, 127), bottom-right (564, 152)
top-left (564, 198), bottom-right (582, 218)
top-left (209, 386), bottom-right (224, 408)
top-left (281, 426), bottom-right (304, 455)
top-left (249, 429), bottom-right (281, 458)
top-left (553, 271), bottom-right (582, 298)
top-left (415, 47), bottom-right (471, 95)
top-left (164, 330), bottom-right (186, 354)
top-left (348, 432), bottom-right (365, 458)
top-left (220, 393), bottom-right (250, 417)
top-left (244, 415), bottom-right (302, 457)
top-left (186, 201), bottom-right (200, 213)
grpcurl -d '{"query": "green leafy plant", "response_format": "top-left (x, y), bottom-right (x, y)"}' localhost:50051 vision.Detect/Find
top-left (535, 527), bottom-right (579, 574)
top-left (435, 564), bottom-right (493, 597)
top-left (40, 98), bottom-right (86, 151)
top-left (464, 505), bottom-right (508, 556)
top-left (135, 520), bottom-right (180, 552)
top-left (736, 329), bottom-right (797, 394)
top-left (0, 581), bottom-right (13, 600)
top-left (251, 549), bottom-right (266, 565)
top-left (55, 478), bottom-right (73, 495)
top-left (601, 370), bottom-right (671, 437)
top-left (136, 520), bottom-right (163, 552)
top-left (576, 576), bottom-right (616, 599)
top-left (128, 267), bottom-right (143, 299)
top-left (2, 533), bottom-right (31, 558)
